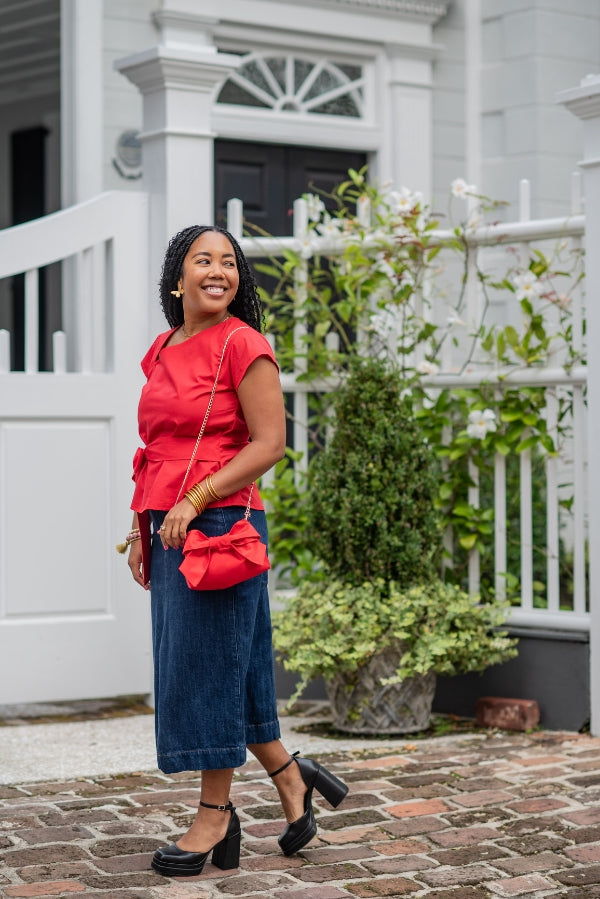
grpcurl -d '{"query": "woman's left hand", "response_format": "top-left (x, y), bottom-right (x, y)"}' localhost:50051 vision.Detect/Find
top-left (158, 497), bottom-right (197, 549)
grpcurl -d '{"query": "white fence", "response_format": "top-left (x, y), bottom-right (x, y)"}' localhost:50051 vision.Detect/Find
top-left (0, 191), bottom-right (152, 705)
top-left (231, 178), bottom-right (588, 634)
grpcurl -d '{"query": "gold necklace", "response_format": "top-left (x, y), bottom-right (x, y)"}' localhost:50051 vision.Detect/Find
top-left (181, 313), bottom-right (231, 339)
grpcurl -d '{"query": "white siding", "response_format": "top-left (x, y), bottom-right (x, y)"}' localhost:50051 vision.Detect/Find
top-left (102, 0), bottom-right (155, 193)
top-left (481, 1), bottom-right (600, 217)
top-left (432, 1), bottom-right (466, 210)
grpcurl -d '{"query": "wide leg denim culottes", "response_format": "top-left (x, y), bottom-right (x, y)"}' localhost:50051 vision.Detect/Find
top-left (150, 507), bottom-right (281, 773)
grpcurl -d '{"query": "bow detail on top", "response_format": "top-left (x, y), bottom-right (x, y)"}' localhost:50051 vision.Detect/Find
top-left (179, 519), bottom-right (270, 591)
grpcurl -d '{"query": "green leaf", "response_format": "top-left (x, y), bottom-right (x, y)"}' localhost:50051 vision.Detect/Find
top-left (515, 435), bottom-right (538, 453)
top-left (459, 533), bottom-right (478, 550)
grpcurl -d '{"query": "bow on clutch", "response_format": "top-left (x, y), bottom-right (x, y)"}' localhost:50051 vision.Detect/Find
top-left (179, 519), bottom-right (270, 591)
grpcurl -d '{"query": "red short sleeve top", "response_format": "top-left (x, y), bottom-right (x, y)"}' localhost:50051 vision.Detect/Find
top-left (130, 317), bottom-right (278, 513)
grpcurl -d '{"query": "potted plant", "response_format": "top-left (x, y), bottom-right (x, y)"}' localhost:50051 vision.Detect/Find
top-left (272, 357), bottom-right (518, 734)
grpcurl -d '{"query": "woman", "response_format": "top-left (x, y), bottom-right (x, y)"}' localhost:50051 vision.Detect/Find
top-left (124, 225), bottom-right (347, 878)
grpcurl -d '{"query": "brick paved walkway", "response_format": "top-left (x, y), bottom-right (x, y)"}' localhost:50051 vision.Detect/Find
top-left (1, 729), bottom-right (600, 898)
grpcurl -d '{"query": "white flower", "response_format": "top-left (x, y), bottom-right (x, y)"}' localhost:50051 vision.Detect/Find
top-left (512, 271), bottom-right (542, 301)
top-left (315, 215), bottom-right (344, 240)
top-left (417, 360), bottom-right (439, 376)
top-left (467, 408), bottom-right (497, 440)
top-left (304, 193), bottom-right (325, 222)
top-left (389, 186), bottom-right (421, 216)
top-left (298, 235), bottom-right (315, 259)
top-left (451, 177), bottom-right (477, 198)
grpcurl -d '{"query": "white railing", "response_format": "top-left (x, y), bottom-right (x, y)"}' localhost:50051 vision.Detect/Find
top-left (0, 191), bottom-right (148, 374)
top-left (231, 178), bottom-right (588, 633)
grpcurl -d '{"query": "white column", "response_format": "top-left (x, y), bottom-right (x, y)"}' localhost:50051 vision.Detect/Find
top-left (115, 26), bottom-right (239, 339)
top-left (384, 46), bottom-right (434, 200)
top-left (558, 75), bottom-right (600, 736)
top-left (60, 0), bottom-right (103, 205)
top-left (465, 0), bottom-right (482, 191)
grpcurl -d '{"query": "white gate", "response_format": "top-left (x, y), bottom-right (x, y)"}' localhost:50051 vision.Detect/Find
top-left (0, 191), bottom-right (152, 704)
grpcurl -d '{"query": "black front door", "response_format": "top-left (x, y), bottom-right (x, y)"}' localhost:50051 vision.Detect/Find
top-left (214, 140), bottom-right (367, 236)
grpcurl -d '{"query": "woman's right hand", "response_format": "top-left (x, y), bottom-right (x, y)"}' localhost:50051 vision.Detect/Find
top-left (128, 540), bottom-right (149, 590)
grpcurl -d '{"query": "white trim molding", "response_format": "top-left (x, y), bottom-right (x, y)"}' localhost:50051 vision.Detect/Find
top-left (301, 0), bottom-right (450, 22)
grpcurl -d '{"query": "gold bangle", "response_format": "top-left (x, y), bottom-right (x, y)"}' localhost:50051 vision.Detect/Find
top-left (206, 474), bottom-right (223, 501)
top-left (185, 483), bottom-right (208, 515)
top-left (186, 487), bottom-right (205, 513)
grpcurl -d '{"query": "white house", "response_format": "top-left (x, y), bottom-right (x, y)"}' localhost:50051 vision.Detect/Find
top-left (1, 0), bottom-right (600, 728)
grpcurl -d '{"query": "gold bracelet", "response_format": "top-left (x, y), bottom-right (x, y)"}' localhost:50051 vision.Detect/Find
top-left (186, 485), bottom-right (206, 513)
top-left (206, 474), bottom-right (223, 501)
top-left (185, 483), bottom-right (208, 514)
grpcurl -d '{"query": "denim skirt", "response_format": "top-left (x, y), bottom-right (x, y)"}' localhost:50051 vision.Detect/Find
top-left (149, 507), bottom-right (281, 773)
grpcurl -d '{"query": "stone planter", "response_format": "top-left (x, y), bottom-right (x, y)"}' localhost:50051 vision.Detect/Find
top-left (324, 644), bottom-right (436, 735)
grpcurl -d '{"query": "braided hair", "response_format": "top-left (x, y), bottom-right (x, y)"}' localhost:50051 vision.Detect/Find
top-left (159, 225), bottom-right (263, 333)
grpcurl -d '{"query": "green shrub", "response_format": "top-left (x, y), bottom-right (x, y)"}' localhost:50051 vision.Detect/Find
top-left (273, 577), bottom-right (518, 702)
top-left (306, 357), bottom-right (443, 586)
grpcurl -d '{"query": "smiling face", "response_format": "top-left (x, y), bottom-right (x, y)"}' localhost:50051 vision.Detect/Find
top-left (179, 230), bottom-right (240, 327)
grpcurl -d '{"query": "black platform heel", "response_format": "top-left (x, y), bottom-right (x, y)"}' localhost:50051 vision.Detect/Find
top-left (269, 751), bottom-right (349, 856)
top-left (151, 800), bottom-right (241, 877)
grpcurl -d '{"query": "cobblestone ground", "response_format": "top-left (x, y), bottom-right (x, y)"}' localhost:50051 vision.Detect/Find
top-left (1, 729), bottom-right (600, 898)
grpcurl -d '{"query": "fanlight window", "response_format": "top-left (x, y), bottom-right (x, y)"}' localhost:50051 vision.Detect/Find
top-left (217, 54), bottom-right (364, 118)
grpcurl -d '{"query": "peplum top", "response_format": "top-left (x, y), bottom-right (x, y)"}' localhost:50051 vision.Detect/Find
top-left (131, 317), bottom-right (278, 513)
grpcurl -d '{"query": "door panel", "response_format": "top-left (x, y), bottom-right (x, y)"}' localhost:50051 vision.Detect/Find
top-left (215, 140), bottom-right (367, 235)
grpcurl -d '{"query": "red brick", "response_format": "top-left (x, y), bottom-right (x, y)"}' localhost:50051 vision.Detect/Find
top-left (294, 862), bottom-right (365, 882)
top-left (420, 865), bottom-right (499, 887)
top-left (364, 855), bottom-right (435, 874)
top-left (563, 807), bottom-right (600, 826)
top-left (491, 851), bottom-right (572, 875)
top-left (513, 754), bottom-right (568, 767)
top-left (298, 846), bottom-right (373, 864)
top-left (92, 852), bottom-right (153, 873)
top-left (128, 788), bottom-right (198, 806)
top-left (555, 865), bottom-right (600, 886)
top-left (382, 816), bottom-right (447, 837)
top-left (506, 797), bottom-right (569, 813)
top-left (430, 827), bottom-right (499, 847)
top-left (4, 882), bottom-right (87, 897)
top-left (345, 877), bottom-right (420, 896)
top-left (16, 862), bottom-right (95, 884)
top-left (486, 874), bottom-right (558, 895)
top-left (349, 755), bottom-right (412, 770)
top-left (374, 838), bottom-right (430, 856)
top-left (240, 855), bottom-right (306, 871)
top-left (317, 824), bottom-right (383, 844)
top-left (0, 846), bottom-right (90, 867)
top-left (567, 845), bottom-right (600, 864)
top-left (451, 790), bottom-right (514, 808)
top-left (18, 825), bottom-right (94, 845)
top-left (274, 889), bottom-right (351, 899)
top-left (475, 697), bottom-right (540, 732)
top-left (88, 836), bottom-right (164, 857)
top-left (387, 798), bottom-right (449, 818)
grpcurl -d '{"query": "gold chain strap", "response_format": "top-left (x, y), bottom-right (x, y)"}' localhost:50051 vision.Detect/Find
top-left (175, 326), bottom-right (254, 519)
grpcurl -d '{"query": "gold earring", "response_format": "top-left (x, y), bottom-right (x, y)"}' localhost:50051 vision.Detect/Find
top-left (170, 283), bottom-right (184, 299)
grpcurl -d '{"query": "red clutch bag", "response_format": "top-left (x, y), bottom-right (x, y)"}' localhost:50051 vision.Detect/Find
top-left (179, 518), bottom-right (270, 590)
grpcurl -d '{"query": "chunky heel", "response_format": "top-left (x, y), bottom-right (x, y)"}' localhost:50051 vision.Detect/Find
top-left (212, 820), bottom-right (241, 870)
top-left (269, 752), bottom-right (349, 856)
top-left (313, 764), bottom-right (349, 808)
top-left (151, 799), bottom-right (240, 878)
